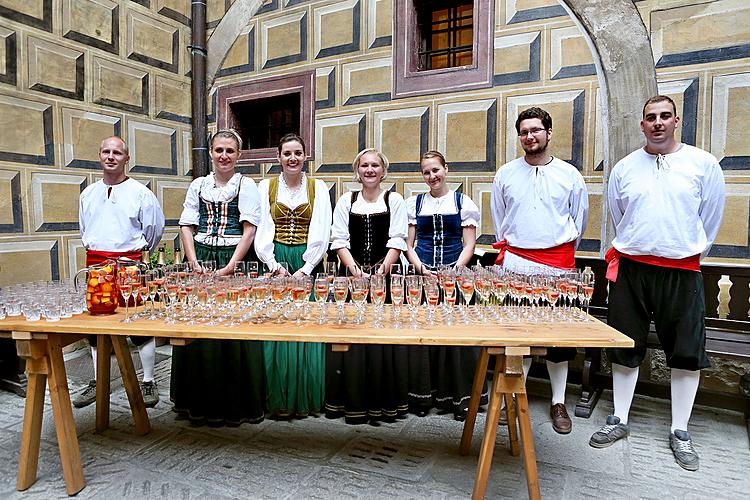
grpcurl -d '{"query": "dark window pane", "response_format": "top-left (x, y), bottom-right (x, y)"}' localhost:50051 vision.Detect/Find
top-left (417, 0), bottom-right (474, 70)
top-left (228, 93), bottom-right (300, 150)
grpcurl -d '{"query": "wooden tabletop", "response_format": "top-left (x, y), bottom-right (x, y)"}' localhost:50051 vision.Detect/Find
top-left (0, 307), bottom-right (633, 348)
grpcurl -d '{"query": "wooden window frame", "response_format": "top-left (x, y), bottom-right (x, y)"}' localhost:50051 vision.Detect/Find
top-left (393, 0), bottom-right (493, 99)
top-left (217, 71), bottom-right (315, 164)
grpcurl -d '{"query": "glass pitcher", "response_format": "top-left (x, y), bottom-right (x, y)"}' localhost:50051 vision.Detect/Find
top-left (75, 259), bottom-right (118, 315)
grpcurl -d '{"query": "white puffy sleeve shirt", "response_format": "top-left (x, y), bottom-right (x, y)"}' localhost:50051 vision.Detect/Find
top-left (331, 190), bottom-right (408, 252)
top-left (254, 176), bottom-right (332, 274)
top-left (178, 173), bottom-right (261, 246)
top-left (609, 144), bottom-right (725, 259)
top-left (491, 157), bottom-right (588, 249)
top-left (406, 190), bottom-right (480, 227)
top-left (80, 178), bottom-right (165, 252)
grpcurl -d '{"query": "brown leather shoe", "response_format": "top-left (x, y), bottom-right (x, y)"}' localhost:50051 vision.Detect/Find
top-left (498, 407), bottom-right (508, 426)
top-left (550, 403), bottom-right (572, 434)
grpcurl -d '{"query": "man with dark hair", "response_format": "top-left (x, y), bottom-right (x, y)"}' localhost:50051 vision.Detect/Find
top-left (589, 96), bottom-right (725, 472)
top-left (75, 136), bottom-right (165, 409)
top-left (491, 107), bottom-right (588, 434)
top-left (515, 106), bottom-right (553, 134)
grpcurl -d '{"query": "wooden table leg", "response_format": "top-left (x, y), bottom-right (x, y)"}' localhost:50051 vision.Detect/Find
top-left (15, 344), bottom-right (47, 492)
top-left (95, 335), bottom-right (112, 433)
top-left (46, 336), bottom-right (85, 496)
top-left (471, 354), bottom-right (504, 500)
top-left (111, 336), bottom-right (150, 435)
top-left (516, 391), bottom-right (540, 500)
top-left (504, 393), bottom-right (520, 457)
top-left (460, 347), bottom-right (489, 455)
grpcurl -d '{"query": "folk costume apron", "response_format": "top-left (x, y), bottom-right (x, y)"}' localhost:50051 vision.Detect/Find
top-left (411, 192), bottom-right (488, 417)
top-left (170, 175), bottom-right (266, 426)
top-left (263, 176), bottom-right (326, 417)
top-left (325, 191), bottom-right (409, 424)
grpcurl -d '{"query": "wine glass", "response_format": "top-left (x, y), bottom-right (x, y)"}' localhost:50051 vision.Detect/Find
top-left (405, 274), bottom-right (422, 329)
top-left (390, 273), bottom-right (404, 327)
top-left (118, 268), bottom-right (138, 323)
top-left (440, 268), bottom-right (457, 324)
top-left (456, 268), bottom-right (475, 324)
top-left (581, 268), bottom-right (595, 319)
top-left (423, 275), bottom-right (439, 323)
top-left (233, 261), bottom-right (246, 278)
top-left (247, 261), bottom-right (259, 278)
top-left (349, 276), bottom-right (369, 324)
top-left (135, 279), bottom-right (149, 320)
top-left (389, 263), bottom-right (402, 276)
top-left (370, 273), bottom-right (386, 327)
top-left (314, 274), bottom-right (329, 324)
top-left (291, 276), bottom-right (308, 325)
top-left (225, 280), bottom-right (241, 326)
top-left (333, 276), bottom-right (349, 324)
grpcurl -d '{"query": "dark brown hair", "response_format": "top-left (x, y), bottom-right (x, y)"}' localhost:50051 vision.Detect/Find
top-left (515, 107), bottom-right (552, 134)
top-left (277, 133), bottom-right (306, 154)
top-left (642, 95), bottom-right (677, 117)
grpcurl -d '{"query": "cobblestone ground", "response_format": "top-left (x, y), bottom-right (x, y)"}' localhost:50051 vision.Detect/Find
top-left (0, 345), bottom-right (748, 499)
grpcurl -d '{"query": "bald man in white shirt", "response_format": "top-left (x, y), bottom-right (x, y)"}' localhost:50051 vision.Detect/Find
top-left (74, 136), bottom-right (165, 409)
top-left (589, 96), bottom-right (725, 472)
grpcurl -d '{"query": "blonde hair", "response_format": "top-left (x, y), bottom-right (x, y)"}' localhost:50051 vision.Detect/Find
top-left (210, 129), bottom-right (243, 150)
top-left (352, 148), bottom-right (389, 182)
top-left (420, 150), bottom-right (447, 167)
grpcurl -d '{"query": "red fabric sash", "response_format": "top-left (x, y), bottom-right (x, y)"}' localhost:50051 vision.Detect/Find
top-left (605, 247), bottom-right (700, 282)
top-left (85, 249), bottom-right (142, 266)
top-left (492, 240), bottom-right (576, 269)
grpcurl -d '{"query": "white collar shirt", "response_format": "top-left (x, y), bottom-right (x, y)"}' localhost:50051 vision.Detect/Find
top-left (80, 178), bottom-right (165, 252)
top-left (609, 144), bottom-right (725, 259)
top-left (491, 157), bottom-right (588, 249)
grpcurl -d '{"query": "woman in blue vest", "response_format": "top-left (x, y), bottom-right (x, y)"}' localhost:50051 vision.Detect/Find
top-left (405, 150), bottom-right (487, 421)
top-left (171, 129), bottom-right (266, 426)
top-left (255, 133), bottom-right (332, 418)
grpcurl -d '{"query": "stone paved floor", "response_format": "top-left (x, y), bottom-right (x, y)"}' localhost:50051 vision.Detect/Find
top-left (0, 345), bottom-right (748, 499)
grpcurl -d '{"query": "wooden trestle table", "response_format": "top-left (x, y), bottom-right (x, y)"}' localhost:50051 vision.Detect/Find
top-left (0, 308), bottom-right (632, 499)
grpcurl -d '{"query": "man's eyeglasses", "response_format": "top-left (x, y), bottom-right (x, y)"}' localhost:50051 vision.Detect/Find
top-left (518, 128), bottom-right (548, 137)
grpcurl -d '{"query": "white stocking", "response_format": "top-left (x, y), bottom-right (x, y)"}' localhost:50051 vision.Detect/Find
top-left (670, 368), bottom-right (700, 433)
top-left (91, 346), bottom-right (97, 379)
top-left (137, 338), bottom-right (156, 383)
top-left (612, 363), bottom-right (639, 425)
top-left (546, 360), bottom-right (568, 405)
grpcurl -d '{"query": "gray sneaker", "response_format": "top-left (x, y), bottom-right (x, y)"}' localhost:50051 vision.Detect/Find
top-left (589, 415), bottom-right (630, 448)
top-left (141, 380), bottom-right (159, 408)
top-left (670, 429), bottom-right (699, 471)
top-left (73, 380), bottom-right (97, 408)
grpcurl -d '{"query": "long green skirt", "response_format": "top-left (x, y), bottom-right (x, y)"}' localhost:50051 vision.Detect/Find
top-left (170, 241), bottom-right (266, 426)
top-left (264, 242), bottom-right (325, 416)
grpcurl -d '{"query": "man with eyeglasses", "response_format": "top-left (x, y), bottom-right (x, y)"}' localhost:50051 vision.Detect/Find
top-left (589, 96), bottom-right (725, 471)
top-left (490, 107), bottom-right (589, 434)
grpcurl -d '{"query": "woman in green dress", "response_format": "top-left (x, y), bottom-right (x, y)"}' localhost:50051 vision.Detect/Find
top-left (171, 129), bottom-right (266, 426)
top-left (255, 133), bottom-right (332, 417)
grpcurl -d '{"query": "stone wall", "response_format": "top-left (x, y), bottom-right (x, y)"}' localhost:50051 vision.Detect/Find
top-left (0, 0), bottom-right (217, 285)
